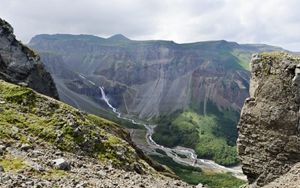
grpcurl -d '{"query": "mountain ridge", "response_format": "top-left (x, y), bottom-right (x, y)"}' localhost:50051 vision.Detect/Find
top-left (29, 33), bottom-right (288, 51)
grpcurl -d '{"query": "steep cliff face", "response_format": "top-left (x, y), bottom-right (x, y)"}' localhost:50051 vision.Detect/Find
top-left (0, 19), bottom-right (58, 99)
top-left (237, 52), bottom-right (300, 187)
top-left (29, 34), bottom-right (286, 120)
top-left (29, 34), bottom-right (283, 119)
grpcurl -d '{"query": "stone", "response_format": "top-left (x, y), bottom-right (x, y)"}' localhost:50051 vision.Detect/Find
top-left (51, 158), bottom-right (71, 171)
top-left (133, 163), bottom-right (145, 175)
top-left (20, 144), bottom-right (33, 152)
top-left (238, 53), bottom-right (300, 187)
top-left (54, 151), bottom-right (63, 156)
top-left (30, 163), bottom-right (45, 172)
top-left (97, 170), bottom-right (107, 177)
top-left (31, 150), bottom-right (43, 157)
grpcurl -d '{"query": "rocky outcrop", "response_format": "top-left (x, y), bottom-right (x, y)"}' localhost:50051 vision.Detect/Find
top-left (0, 18), bottom-right (58, 99)
top-left (237, 52), bottom-right (300, 187)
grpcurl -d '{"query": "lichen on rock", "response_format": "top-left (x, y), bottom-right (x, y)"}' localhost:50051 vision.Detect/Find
top-left (237, 52), bottom-right (300, 187)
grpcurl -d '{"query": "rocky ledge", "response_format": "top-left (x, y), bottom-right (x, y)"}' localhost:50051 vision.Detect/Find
top-left (237, 52), bottom-right (300, 187)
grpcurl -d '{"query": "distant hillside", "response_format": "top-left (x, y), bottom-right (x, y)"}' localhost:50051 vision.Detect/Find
top-left (29, 34), bottom-right (284, 118)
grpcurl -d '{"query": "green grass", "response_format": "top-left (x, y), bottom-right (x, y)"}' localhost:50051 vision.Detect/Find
top-left (44, 169), bottom-right (67, 178)
top-left (0, 154), bottom-right (26, 172)
top-left (153, 109), bottom-right (239, 166)
top-left (231, 50), bottom-right (251, 70)
top-left (0, 80), bottom-right (149, 172)
top-left (150, 155), bottom-right (245, 188)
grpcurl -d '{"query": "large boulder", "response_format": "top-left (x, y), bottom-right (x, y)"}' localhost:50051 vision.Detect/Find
top-left (237, 52), bottom-right (300, 187)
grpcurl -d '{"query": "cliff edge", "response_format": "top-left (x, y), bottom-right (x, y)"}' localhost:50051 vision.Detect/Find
top-left (0, 18), bottom-right (58, 99)
top-left (237, 52), bottom-right (300, 187)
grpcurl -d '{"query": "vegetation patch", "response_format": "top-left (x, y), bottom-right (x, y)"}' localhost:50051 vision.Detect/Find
top-left (44, 169), bottom-right (67, 178)
top-left (0, 154), bottom-right (26, 172)
top-left (153, 108), bottom-right (239, 166)
top-left (150, 154), bottom-right (245, 188)
top-left (231, 50), bottom-right (251, 71)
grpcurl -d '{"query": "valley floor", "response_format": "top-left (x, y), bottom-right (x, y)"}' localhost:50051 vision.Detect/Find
top-left (130, 128), bottom-right (246, 188)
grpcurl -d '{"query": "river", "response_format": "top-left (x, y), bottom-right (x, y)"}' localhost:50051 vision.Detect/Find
top-left (78, 74), bottom-right (246, 180)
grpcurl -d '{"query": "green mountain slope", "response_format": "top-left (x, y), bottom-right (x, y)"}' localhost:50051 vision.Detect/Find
top-left (0, 80), bottom-right (154, 172)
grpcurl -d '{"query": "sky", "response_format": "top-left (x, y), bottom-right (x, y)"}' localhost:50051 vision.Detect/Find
top-left (0, 0), bottom-right (299, 51)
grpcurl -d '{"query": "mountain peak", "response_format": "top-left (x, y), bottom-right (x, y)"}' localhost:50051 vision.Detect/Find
top-left (107, 34), bottom-right (130, 41)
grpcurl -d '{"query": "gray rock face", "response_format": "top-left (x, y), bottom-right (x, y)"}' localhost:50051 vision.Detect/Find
top-left (29, 34), bottom-right (284, 119)
top-left (0, 18), bottom-right (58, 99)
top-left (237, 53), bottom-right (300, 187)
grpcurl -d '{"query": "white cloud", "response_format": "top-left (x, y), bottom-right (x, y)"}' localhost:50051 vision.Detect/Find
top-left (0, 0), bottom-right (299, 51)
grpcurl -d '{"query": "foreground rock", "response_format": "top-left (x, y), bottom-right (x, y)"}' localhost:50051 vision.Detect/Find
top-left (237, 52), bottom-right (300, 187)
top-left (0, 18), bottom-right (58, 99)
top-left (52, 158), bottom-right (71, 171)
top-left (0, 141), bottom-right (193, 188)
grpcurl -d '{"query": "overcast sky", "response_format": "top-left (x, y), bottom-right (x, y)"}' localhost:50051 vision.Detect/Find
top-left (0, 0), bottom-right (299, 51)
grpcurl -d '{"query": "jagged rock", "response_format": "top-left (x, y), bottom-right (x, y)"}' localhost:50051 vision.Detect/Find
top-left (237, 52), bottom-right (300, 187)
top-left (0, 18), bottom-right (58, 99)
top-left (51, 158), bottom-right (71, 171)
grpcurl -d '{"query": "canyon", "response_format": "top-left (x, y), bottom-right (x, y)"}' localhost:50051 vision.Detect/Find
top-left (1, 17), bottom-right (299, 188)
